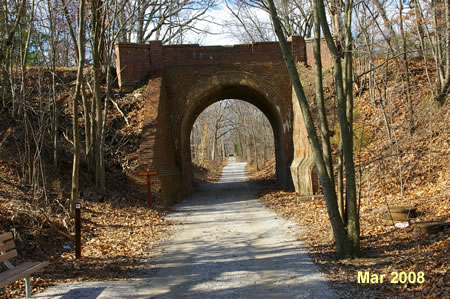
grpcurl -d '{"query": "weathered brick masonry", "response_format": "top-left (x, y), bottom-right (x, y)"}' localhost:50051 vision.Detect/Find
top-left (115, 36), bottom-right (329, 203)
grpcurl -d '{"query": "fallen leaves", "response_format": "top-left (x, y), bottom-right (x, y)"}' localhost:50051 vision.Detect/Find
top-left (0, 193), bottom-right (175, 298)
top-left (251, 60), bottom-right (449, 298)
top-left (192, 159), bottom-right (227, 183)
top-left (0, 84), bottom-right (175, 298)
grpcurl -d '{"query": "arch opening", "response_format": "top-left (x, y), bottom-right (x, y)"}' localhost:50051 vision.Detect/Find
top-left (179, 83), bottom-right (289, 194)
top-left (190, 99), bottom-right (276, 184)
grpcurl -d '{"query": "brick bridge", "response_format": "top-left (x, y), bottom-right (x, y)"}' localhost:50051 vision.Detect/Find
top-left (114, 36), bottom-right (331, 203)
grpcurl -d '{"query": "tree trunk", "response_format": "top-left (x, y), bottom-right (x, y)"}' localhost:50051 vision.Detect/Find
top-left (313, 0), bottom-right (334, 183)
top-left (90, 0), bottom-right (106, 193)
top-left (342, 0), bottom-right (359, 252)
top-left (252, 130), bottom-right (259, 171)
top-left (47, 0), bottom-right (59, 170)
top-left (267, 0), bottom-right (358, 257)
top-left (71, 0), bottom-right (86, 217)
top-left (81, 79), bottom-right (92, 163)
top-left (399, 0), bottom-right (415, 135)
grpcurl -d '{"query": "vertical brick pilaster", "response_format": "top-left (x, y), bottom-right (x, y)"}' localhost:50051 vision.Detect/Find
top-left (304, 38), bottom-right (333, 68)
top-left (149, 41), bottom-right (163, 73)
top-left (114, 43), bottom-right (151, 91)
top-left (114, 44), bottom-right (123, 89)
top-left (289, 35), bottom-right (306, 63)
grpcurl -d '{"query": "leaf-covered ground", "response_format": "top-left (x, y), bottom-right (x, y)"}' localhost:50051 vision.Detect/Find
top-left (0, 67), bottom-right (226, 298)
top-left (0, 182), bottom-right (174, 298)
top-left (0, 165), bottom-right (225, 299)
top-left (0, 77), bottom-right (176, 298)
top-left (249, 60), bottom-right (449, 298)
top-left (256, 188), bottom-right (448, 298)
top-left (192, 159), bottom-right (227, 184)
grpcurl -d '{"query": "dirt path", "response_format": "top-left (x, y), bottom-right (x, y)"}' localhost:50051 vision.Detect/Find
top-left (35, 159), bottom-right (334, 298)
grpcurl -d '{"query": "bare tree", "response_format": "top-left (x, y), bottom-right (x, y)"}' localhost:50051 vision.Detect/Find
top-left (398, 0), bottom-right (415, 135)
top-left (0, 0), bottom-right (26, 109)
top-left (118, 0), bottom-right (217, 44)
top-left (266, 0), bottom-right (360, 257)
top-left (224, 0), bottom-right (313, 43)
top-left (431, 0), bottom-right (449, 104)
top-left (70, 0), bottom-right (86, 216)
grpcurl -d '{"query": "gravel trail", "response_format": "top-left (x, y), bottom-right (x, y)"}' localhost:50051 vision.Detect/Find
top-left (35, 159), bottom-right (334, 298)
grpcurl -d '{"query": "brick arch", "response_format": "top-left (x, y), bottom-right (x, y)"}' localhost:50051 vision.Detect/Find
top-left (114, 37), bottom-right (327, 203)
top-left (178, 73), bottom-right (290, 195)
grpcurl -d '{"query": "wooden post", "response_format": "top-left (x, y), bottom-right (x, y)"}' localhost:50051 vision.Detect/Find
top-left (75, 203), bottom-right (81, 259)
top-left (136, 168), bottom-right (159, 208)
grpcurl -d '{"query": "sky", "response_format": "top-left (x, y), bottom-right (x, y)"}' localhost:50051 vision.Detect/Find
top-left (196, 8), bottom-right (239, 46)
top-left (184, 3), bottom-right (273, 46)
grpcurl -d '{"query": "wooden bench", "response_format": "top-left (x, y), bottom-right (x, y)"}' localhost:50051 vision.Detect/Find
top-left (0, 232), bottom-right (49, 298)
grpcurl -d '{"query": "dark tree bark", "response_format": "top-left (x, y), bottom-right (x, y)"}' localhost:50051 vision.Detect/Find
top-left (266, 0), bottom-right (360, 257)
top-left (71, 0), bottom-right (86, 217)
top-left (267, 0), bottom-right (359, 256)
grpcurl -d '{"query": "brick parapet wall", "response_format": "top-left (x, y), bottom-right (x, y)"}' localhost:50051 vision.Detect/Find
top-left (304, 38), bottom-right (333, 68)
top-left (115, 37), bottom-right (312, 91)
top-left (162, 42), bottom-right (287, 67)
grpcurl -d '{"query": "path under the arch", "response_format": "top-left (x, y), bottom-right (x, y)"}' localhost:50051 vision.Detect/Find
top-left (36, 159), bottom-right (334, 298)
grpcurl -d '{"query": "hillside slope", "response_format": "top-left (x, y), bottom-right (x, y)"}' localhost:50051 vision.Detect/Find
top-left (255, 59), bottom-right (449, 297)
top-left (0, 72), bottom-right (173, 298)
